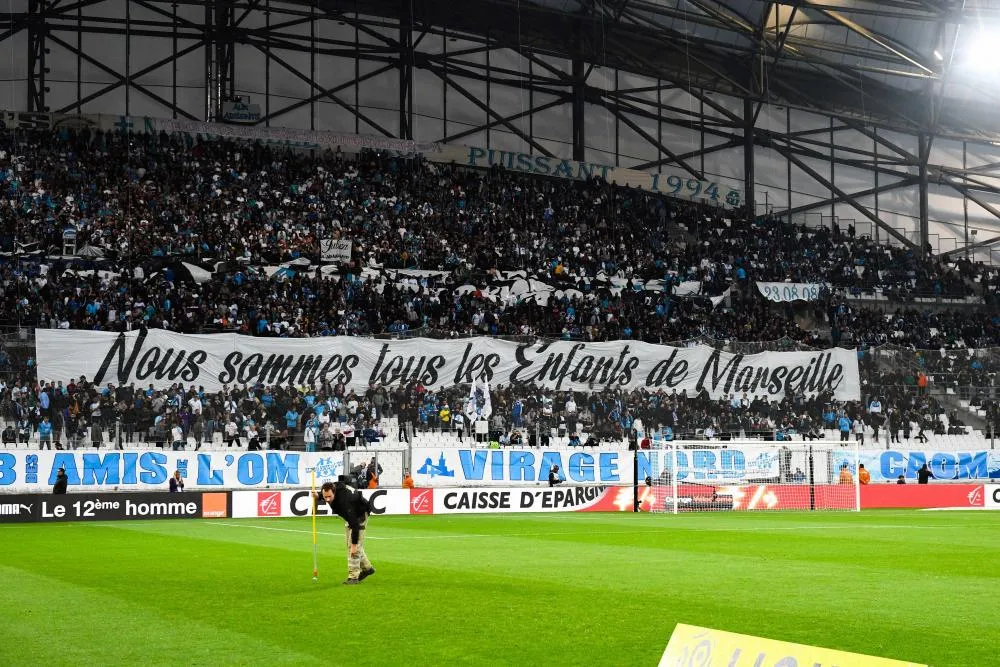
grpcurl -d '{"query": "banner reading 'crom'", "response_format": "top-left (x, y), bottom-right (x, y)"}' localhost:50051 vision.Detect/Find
top-left (35, 329), bottom-right (860, 400)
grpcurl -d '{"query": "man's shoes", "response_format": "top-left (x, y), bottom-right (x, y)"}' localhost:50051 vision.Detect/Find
top-left (359, 567), bottom-right (375, 582)
top-left (343, 578), bottom-right (361, 585)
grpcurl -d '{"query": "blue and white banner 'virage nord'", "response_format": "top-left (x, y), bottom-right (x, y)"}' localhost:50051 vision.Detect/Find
top-left (410, 447), bottom-right (783, 487)
top-left (36, 328), bottom-right (861, 401)
top-left (0, 450), bottom-right (395, 494)
top-left (3, 448), bottom-right (997, 492)
top-left (641, 447), bottom-right (782, 481)
top-left (830, 449), bottom-right (1000, 483)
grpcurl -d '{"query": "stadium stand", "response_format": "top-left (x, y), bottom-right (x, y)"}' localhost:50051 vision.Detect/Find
top-left (1, 129), bottom-right (999, 452)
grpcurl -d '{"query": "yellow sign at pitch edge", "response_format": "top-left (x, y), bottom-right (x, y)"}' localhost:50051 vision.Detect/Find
top-left (659, 624), bottom-right (927, 667)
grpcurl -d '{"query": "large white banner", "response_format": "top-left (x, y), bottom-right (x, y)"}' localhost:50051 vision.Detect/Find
top-left (36, 329), bottom-right (860, 400)
top-left (0, 450), bottom-right (403, 494)
top-left (756, 282), bottom-right (826, 303)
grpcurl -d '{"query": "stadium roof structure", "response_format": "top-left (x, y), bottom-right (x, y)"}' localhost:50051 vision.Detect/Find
top-left (311, 0), bottom-right (1000, 143)
top-left (316, 0), bottom-right (1000, 256)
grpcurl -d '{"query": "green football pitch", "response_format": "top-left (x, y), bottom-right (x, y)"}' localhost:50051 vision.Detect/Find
top-left (1, 510), bottom-right (997, 666)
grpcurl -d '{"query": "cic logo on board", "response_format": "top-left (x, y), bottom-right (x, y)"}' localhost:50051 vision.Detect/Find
top-left (410, 489), bottom-right (433, 515)
top-left (257, 491), bottom-right (282, 517)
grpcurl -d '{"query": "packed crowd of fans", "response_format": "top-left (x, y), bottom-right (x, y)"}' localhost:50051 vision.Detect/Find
top-left (681, 213), bottom-right (990, 299)
top-left (828, 297), bottom-right (1000, 349)
top-left (0, 126), bottom-right (998, 448)
top-left (0, 367), bottom-right (975, 451)
top-left (2, 128), bottom-right (998, 341)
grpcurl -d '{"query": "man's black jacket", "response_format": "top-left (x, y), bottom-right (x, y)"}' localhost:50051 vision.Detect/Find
top-left (318, 482), bottom-right (372, 545)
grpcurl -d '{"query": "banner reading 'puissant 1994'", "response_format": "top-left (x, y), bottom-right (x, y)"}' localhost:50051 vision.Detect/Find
top-left (35, 329), bottom-right (860, 400)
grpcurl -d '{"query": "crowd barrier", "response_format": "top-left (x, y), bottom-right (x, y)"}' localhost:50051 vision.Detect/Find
top-left (2, 484), bottom-right (998, 523)
top-left (0, 446), bottom-right (998, 495)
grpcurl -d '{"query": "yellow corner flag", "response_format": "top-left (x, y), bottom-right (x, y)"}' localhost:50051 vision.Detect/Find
top-left (311, 467), bottom-right (318, 582)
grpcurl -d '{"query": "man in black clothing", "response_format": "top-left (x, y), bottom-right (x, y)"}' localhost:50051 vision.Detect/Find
top-left (316, 480), bottom-right (376, 585)
top-left (53, 466), bottom-right (68, 494)
top-left (917, 463), bottom-right (934, 485)
top-left (548, 465), bottom-right (563, 487)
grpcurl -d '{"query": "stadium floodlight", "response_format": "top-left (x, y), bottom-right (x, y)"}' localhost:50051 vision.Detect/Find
top-left (642, 441), bottom-right (861, 514)
top-left (965, 31), bottom-right (1000, 74)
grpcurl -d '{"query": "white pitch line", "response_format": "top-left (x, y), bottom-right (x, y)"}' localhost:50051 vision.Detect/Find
top-left (209, 521), bottom-right (656, 540)
top-left (73, 521), bottom-right (811, 539)
top-left (920, 507), bottom-right (992, 512)
top-left (211, 521), bottom-right (351, 538)
top-left (203, 520), bottom-right (941, 541)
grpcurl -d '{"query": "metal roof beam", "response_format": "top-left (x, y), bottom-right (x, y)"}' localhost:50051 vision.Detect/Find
top-left (780, 35), bottom-right (937, 72)
top-left (596, 94), bottom-right (743, 143)
top-left (801, 1), bottom-right (935, 75)
top-left (256, 61), bottom-right (396, 126)
top-left (779, 133), bottom-right (915, 167)
top-left (620, 0), bottom-right (743, 31)
top-left (684, 0), bottom-right (757, 36)
top-left (942, 181), bottom-right (1000, 225)
top-left (777, 176), bottom-right (920, 218)
top-left (46, 32), bottom-right (199, 120)
top-left (789, 0), bottom-right (941, 20)
top-left (602, 88), bottom-right (743, 129)
top-left (45, 0), bottom-right (109, 16)
top-left (594, 98), bottom-right (704, 179)
top-left (421, 61), bottom-right (557, 156)
top-left (54, 38), bottom-right (207, 114)
top-left (757, 132), bottom-right (916, 179)
top-left (310, 0), bottom-right (999, 139)
top-left (440, 96), bottom-right (569, 144)
top-left (935, 171), bottom-right (1000, 196)
top-left (254, 43), bottom-right (396, 136)
top-left (946, 160), bottom-right (1000, 176)
top-left (765, 70), bottom-right (926, 134)
top-left (939, 234), bottom-right (1000, 258)
top-left (835, 117), bottom-right (921, 164)
top-left (769, 138), bottom-right (920, 249)
top-left (611, 11), bottom-right (754, 95)
top-left (631, 139), bottom-right (743, 172)
top-left (937, 170), bottom-right (1000, 195)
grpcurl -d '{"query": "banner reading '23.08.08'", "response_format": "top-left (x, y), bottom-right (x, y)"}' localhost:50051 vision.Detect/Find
top-left (36, 329), bottom-right (860, 400)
